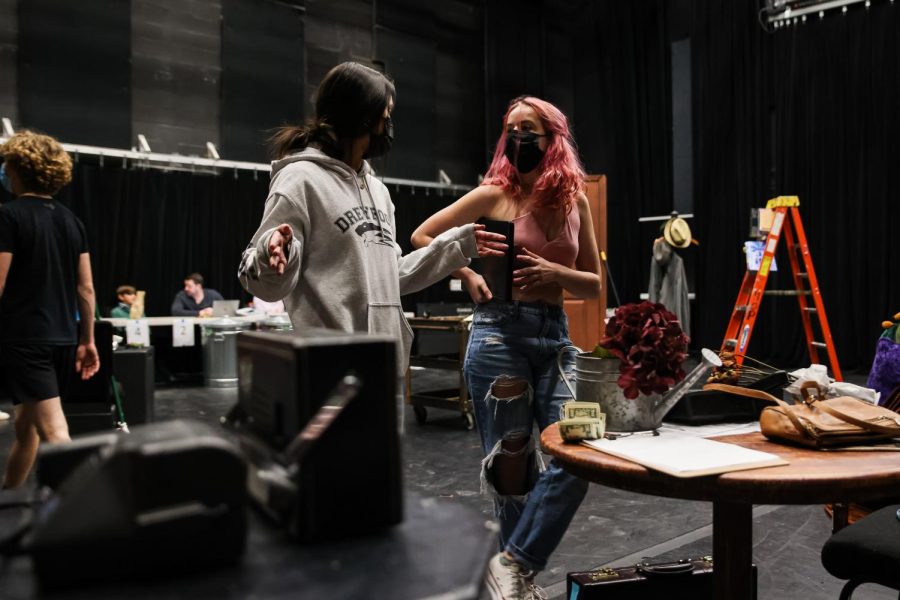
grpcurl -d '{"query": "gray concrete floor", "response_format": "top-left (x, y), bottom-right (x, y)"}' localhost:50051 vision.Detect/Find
top-left (404, 368), bottom-right (896, 600)
top-left (0, 366), bottom-right (895, 599)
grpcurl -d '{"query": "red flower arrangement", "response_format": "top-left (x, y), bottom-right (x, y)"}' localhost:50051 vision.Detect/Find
top-left (596, 301), bottom-right (690, 399)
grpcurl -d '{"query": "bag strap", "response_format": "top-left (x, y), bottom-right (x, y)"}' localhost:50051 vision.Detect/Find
top-left (886, 384), bottom-right (900, 414)
top-left (798, 382), bottom-right (900, 436)
top-left (704, 383), bottom-right (787, 406)
top-left (704, 383), bottom-right (811, 436)
top-left (706, 382), bottom-right (900, 437)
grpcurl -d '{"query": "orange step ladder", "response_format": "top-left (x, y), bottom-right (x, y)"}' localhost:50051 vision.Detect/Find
top-left (721, 196), bottom-right (843, 381)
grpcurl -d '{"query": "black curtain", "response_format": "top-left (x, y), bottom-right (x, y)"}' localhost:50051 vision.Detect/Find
top-left (479, 0), bottom-right (896, 373)
top-left (690, 1), bottom-right (900, 371)
top-left (583, 1), bottom-right (674, 308)
top-left (390, 186), bottom-right (475, 313)
top-left (56, 163), bottom-right (270, 318)
top-left (481, 0), bottom-right (673, 313)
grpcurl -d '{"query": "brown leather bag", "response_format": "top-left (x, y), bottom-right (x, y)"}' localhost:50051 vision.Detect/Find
top-left (704, 382), bottom-right (900, 449)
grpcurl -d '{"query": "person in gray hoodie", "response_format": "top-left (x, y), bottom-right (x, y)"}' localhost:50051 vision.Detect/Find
top-left (238, 62), bottom-right (506, 418)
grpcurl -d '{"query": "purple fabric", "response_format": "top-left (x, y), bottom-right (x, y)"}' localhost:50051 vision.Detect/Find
top-left (869, 337), bottom-right (900, 405)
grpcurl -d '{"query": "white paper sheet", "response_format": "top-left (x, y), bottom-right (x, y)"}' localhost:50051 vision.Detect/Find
top-left (583, 430), bottom-right (787, 478)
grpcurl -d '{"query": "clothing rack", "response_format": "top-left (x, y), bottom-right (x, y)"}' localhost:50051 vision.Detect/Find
top-left (637, 211), bottom-right (694, 223)
top-left (0, 135), bottom-right (474, 195)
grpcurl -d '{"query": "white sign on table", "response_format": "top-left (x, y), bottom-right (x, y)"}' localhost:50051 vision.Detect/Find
top-left (172, 318), bottom-right (195, 347)
top-left (125, 319), bottom-right (151, 347)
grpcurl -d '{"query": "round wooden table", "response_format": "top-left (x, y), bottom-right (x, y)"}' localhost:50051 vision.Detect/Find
top-left (541, 427), bottom-right (900, 600)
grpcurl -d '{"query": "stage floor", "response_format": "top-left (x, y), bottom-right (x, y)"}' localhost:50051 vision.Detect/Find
top-left (0, 367), bottom-right (892, 599)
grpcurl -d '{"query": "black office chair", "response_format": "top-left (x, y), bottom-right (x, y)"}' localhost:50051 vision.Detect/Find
top-left (821, 504), bottom-right (900, 599)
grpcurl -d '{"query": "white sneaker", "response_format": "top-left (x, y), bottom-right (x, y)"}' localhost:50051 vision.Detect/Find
top-left (0, 410), bottom-right (9, 422)
top-left (484, 553), bottom-right (547, 600)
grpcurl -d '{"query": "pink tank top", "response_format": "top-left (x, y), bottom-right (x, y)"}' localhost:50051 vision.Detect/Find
top-left (513, 208), bottom-right (580, 267)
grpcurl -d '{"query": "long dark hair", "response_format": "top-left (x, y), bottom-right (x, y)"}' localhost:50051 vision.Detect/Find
top-left (269, 62), bottom-right (396, 159)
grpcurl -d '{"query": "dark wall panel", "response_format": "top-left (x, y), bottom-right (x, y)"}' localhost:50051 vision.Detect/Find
top-left (18, 0), bottom-right (130, 147)
top-left (374, 26), bottom-right (436, 180)
top-left (131, 0), bottom-right (221, 156)
top-left (304, 0), bottom-right (374, 118)
top-left (0, 0), bottom-right (16, 124)
top-left (433, 0), bottom-right (485, 184)
top-left (222, 0), bottom-right (305, 162)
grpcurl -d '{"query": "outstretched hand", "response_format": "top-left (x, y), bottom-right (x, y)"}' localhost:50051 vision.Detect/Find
top-left (513, 247), bottom-right (558, 291)
top-left (268, 224), bottom-right (294, 275)
top-left (472, 224), bottom-right (507, 257)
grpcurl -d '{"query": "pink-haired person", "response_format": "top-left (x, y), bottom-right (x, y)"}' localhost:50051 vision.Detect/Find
top-left (412, 96), bottom-right (602, 599)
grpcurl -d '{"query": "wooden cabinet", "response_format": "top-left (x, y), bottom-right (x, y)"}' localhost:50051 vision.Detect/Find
top-left (563, 175), bottom-right (607, 352)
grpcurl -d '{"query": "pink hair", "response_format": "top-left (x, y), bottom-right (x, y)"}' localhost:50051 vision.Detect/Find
top-left (482, 96), bottom-right (586, 213)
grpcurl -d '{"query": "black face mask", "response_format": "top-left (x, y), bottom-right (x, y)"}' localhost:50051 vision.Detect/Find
top-left (365, 117), bottom-right (393, 159)
top-left (504, 131), bottom-right (546, 174)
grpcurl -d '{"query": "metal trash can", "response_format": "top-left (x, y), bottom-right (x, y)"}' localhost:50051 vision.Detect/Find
top-left (201, 318), bottom-right (252, 388)
top-left (257, 314), bottom-right (293, 332)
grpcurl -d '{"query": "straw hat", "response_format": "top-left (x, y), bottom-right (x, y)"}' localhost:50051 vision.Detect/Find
top-left (663, 217), bottom-right (692, 249)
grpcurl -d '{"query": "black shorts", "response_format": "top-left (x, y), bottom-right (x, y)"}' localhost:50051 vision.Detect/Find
top-left (0, 344), bottom-right (76, 405)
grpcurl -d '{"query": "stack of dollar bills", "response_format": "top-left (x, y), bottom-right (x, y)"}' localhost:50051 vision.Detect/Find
top-left (557, 401), bottom-right (605, 442)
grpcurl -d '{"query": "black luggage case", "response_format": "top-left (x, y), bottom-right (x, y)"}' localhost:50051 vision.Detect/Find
top-left (664, 370), bottom-right (790, 424)
top-left (567, 556), bottom-right (757, 599)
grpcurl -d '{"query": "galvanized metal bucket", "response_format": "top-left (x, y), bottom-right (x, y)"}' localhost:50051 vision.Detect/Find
top-left (558, 347), bottom-right (724, 432)
top-left (201, 318), bottom-right (252, 388)
top-left (258, 314), bottom-right (293, 332)
top-left (558, 347), bottom-right (663, 432)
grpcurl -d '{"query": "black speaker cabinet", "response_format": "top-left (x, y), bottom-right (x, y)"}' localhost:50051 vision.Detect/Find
top-left (65, 319), bottom-right (117, 434)
top-left (665, 371), bottom-right (791, 425)
top-left (30, 420), bottom-right (247, 588)
top-left (233, 328), bottom-right (403, 542)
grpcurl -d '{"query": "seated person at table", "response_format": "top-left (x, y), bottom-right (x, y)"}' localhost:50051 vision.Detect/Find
top-left (171, 273), bottom-right (223, 317)
top-left (111, 285), bottom-right (143, 319)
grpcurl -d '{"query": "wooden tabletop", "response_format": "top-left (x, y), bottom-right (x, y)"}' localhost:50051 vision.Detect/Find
top-left (541, 426), bottom-right (900, 505)
top-left (102, 314), bottom-right (267, 327)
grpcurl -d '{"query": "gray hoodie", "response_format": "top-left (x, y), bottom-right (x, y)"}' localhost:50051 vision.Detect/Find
top-left (238, 148), bottom-right (477, 375)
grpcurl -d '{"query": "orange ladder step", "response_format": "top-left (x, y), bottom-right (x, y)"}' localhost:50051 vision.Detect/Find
top-left (719, 196), bottom-right (842, 381)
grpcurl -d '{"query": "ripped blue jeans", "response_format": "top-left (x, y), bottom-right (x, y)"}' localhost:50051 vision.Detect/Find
top-left (463, 301), bottom-right (589, 572)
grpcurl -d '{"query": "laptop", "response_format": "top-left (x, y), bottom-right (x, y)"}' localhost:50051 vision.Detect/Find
top-left (212, 300), bottom-right (240, 317)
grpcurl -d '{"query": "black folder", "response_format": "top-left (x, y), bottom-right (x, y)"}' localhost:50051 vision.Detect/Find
top-left (475, 219), bottom-right (515, 302)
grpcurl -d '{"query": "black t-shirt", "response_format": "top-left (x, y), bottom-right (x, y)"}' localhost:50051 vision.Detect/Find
top-left (0, 195), bottom-right (89, 344)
